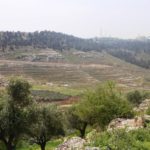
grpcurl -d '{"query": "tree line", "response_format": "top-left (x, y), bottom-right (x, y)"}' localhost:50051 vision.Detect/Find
top-left (0, 31), bottom-right (150, 53)
top-left (0, 31), bottom-right (101, 52)
top-left (109, 50), bottom-right (150, 69)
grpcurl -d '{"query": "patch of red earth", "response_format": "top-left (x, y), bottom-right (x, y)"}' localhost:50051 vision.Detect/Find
top-left (54, 96), bottom-right (80, 105)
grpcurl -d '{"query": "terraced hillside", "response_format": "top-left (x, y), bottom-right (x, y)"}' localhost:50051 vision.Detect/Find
top-left (0, 48), bottom-right (150, 92)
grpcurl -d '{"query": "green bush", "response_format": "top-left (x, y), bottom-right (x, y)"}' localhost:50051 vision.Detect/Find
top-left (79, 82), bottom-right (134, 129)
top-left (127, 90), bottom-right (149, 106)
top-left (87, 127), bottom-right (150, 150)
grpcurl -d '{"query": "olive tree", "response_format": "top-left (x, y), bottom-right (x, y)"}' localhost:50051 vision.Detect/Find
top-left (82, 82), bottom-right (134, 129)
top-left (66, 106), bottom-right (88, 138)
top-left (0, 78), bottom-right (34, 150)
top-left (29, 104), bottom-right (65, 150)
top-left (67, 82), bottom-right (134, 135)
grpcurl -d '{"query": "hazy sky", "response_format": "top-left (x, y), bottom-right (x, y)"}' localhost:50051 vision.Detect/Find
top-left (0, 0), bottom-right (149, 38)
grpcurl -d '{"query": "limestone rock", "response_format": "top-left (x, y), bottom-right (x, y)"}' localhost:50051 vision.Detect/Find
top-left (108, 117), bottom-right (144, 131)
top-left (56, 137), bottom-right (86, 150)
top-left (134, 99), bottom-right (150, 113)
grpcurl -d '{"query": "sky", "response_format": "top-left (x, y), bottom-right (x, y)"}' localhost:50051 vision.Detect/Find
top-left (0, 0), bottom-right (150, 39)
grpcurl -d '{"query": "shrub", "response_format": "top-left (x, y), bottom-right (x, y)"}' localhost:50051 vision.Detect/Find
top-left (127, 90), bottom-right (149, 106)
top-left (88, 127), bottom-right (150, 150)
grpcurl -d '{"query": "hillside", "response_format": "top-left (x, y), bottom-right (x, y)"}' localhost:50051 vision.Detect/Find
top-left (0, 31), bottom-right (150, 69)
top-left (0, 31), bottom-right (150, 93)
top-left (0, 48), bottom-right (150, 92)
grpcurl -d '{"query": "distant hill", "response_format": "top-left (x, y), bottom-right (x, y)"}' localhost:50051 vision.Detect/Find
top-left (0, 31), bottom-right (101, 52)
top-left (0, 31), bottom-right (150, 68)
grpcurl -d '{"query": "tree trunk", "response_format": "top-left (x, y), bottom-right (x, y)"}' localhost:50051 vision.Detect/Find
top-left (1, 138), bottom-right (15, 150)
top-left (6, 143), bottom-right (15, 150)
top-left (80, 129), bottom-right (85, 138)
top-left (80, 122), bottom-right (87, 138)
top-left (40, 142), bottom-right (46, 150)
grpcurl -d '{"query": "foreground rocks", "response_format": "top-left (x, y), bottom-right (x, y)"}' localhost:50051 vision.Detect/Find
top-left (108, 99), bottom-right (150, 131)
top-left (56, 137), bottom-right (100, 150)
top-left (108, 117), bottom-right (144, 131)
top-left (134, 99), bottom-right (150, 113)
top-left (56, 137), bottom-right (86, 150)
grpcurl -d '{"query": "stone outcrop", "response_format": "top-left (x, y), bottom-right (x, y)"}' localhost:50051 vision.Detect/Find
top-left (56, 137), bottom-right (86, 150)
top-left (134, 99), bottom-right (150, 113)
top-left (108, 117), bottom-right (144, 131)
top-left (56, 136), bottom-right (101, 150)
top-left (139, 99), bottom-right (150, 110)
